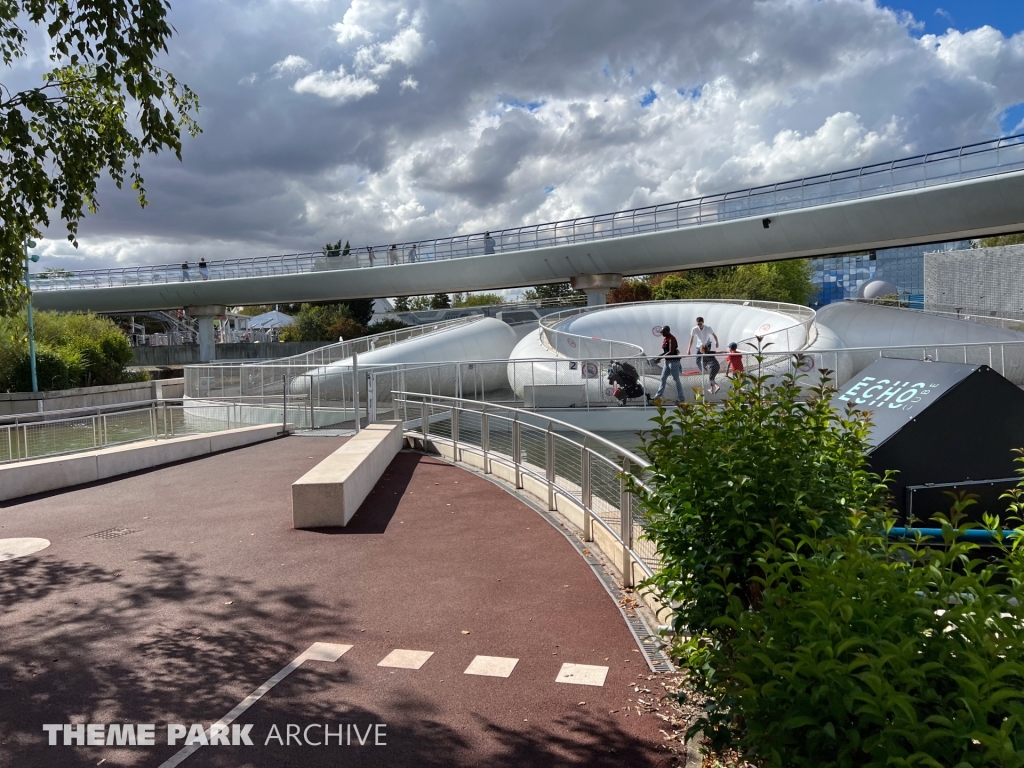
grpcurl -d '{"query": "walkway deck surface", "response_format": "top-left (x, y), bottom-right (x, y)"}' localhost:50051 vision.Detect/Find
top-left (0, 437), bottom-right (676, 767)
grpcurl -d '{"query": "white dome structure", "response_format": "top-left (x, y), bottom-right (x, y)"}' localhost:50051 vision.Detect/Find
top-left (858, 279), bottom-right (900, 300)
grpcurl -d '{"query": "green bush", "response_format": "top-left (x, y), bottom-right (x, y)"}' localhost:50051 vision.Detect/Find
top-left (688, 504), bottom-right (1024, 767)
top-left (286, 303), bottom-right (367, 342)
top-left (0, 310), bottom-right (139, 392)
top-left (365, 318), bottom-right (409, 334)
top-left (637, 348), bottom-right (1024, 766)
top-left (5, 346), bottom-right (75, 391)
top-left (651, 260), bottom-right (814, 305)
top-left (634, 354), bottom-right (887, 639)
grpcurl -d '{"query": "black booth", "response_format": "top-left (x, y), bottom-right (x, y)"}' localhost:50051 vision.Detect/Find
top-left (831, 359), bottom-right (1024, 525)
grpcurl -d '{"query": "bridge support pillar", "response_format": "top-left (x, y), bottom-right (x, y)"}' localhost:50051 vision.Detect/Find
top-left (187, 305), bottom-right (225, 363)
top-left (571, 274), bottom-right (622, 306)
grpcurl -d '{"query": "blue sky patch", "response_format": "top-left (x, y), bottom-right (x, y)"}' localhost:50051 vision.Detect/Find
top-left (1000, 103), bottom-right (1024, 135)
top-left (501, 97), bottom-right (545, 112)
top-left (886, 1), bottom-right (1024, 36)
top-left (640, 88), bottom-right (657, 107)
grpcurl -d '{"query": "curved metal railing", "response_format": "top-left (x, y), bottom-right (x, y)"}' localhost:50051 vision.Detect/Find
top-left (30, 133), bottom-right (1024, 292)
top-left (537, 298), bottom-right (817, 359)
top-left (393, 391), bottom-right (656, 586)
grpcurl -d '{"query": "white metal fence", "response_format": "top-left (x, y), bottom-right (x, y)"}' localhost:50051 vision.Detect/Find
top-left (0, 400), bottom-right (286, 464)
top-left (31, 133), bottom-right (1024, 292)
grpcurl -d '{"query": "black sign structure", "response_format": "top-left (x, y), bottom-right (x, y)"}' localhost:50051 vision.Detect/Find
top-left (832, 359), bottom-right (1024, 525)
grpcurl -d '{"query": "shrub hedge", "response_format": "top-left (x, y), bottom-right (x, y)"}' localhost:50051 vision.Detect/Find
top-left (634, 349), bottom-right (1024, 767)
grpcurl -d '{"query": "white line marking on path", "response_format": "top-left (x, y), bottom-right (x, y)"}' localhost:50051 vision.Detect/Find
top-left (464, 655), bottom-right (518, 678)
top-left (377, 649), bottom-right (433, 669)
top-left (555, 663), bottom-right (608, 687)
top-left (158, 642), bottom-right (352, 768)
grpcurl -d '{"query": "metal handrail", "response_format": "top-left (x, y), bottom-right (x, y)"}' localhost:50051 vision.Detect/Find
top-left (393, 390), bottom-right (654, 585)
top-left (197, 316), bottom-right (480, 368)
top-left (845, 298), bottom-right (1024, 328)
top-left (0, 398), bottom-right (167, 424)
top-left (30, 133), bottom-right (1024, 292)
top-left (0, 400), bottom-right (286, 464)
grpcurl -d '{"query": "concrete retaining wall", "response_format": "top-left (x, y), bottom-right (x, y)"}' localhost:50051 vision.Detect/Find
top-left (133, 342), bottom-right (326, 367)
top-left (0, 378), bottom-right (185, 417)
top-left (0, 424), bottom-right (283, 502)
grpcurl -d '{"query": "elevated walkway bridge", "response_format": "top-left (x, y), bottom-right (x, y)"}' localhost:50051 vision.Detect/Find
top-left (32, 134), bottom-right (1024, 317)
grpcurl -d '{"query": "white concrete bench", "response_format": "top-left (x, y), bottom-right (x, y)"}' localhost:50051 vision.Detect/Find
top-left (292, 421), bottom-right (403, 529)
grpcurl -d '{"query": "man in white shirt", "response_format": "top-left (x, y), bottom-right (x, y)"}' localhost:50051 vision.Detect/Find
top-left (687, 316), bottom-right (719, 355)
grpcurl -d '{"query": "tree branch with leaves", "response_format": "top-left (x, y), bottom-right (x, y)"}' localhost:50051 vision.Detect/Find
top-left (0, 0), bottom-right (201, 315)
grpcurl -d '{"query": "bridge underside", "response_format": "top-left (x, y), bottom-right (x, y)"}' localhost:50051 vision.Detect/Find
top-left (34, 170), bottom-right (1024, 314)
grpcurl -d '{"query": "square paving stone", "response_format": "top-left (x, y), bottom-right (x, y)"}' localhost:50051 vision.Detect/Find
top-left (464, 655), bottom-right (519, 678)
top-left (378, 649), bottom-right (434, 669)
top-left (555, 663), bottom-right (608, 687)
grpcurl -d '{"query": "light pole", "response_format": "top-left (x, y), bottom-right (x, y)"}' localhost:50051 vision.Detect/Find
top-left (23, 239), bottom-right (39, 393)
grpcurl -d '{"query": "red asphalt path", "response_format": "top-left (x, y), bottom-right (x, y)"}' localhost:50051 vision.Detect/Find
top-left (0, 437), bottom-right (675, 767)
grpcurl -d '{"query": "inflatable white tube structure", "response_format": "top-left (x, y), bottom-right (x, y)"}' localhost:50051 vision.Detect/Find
top-left (508, 301), bottom-right (812, 400)
top-left (802, 302), bottom-right (1024, 387)
top-left (292, 317), bottom-right (518, 399)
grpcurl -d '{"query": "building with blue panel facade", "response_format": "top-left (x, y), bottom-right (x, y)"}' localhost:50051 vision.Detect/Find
top-left (809, 240), bottom-right (971, 308)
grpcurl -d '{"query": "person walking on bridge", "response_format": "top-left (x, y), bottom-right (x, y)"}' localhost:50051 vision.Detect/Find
top-left (484, 232), bottom-right (496, 254)
top-left (653, 326), bottom-right (684, 404)
top-left (198, 257), bottom-right (209, 280)
top-left (388, 245), bottom-right (398, 265)
top-left (181, 261), bottom-right (190, 281)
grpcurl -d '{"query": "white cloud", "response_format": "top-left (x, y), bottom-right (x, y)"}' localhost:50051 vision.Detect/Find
top-left (292, 65), bottom-right (379, 101)
top-left (331, 0), bottom-right (410, 44)
top-left (270, 54), bottom-right (312, 77)
top-left (352, 24), bottom-right (426, 78)
top-left (52, 0), bottom-right (1024, 272)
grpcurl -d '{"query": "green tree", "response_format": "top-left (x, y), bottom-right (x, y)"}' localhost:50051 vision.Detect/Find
top-left (521, 283), bottom-right (585, 302)
top-left (323, 239), bottom-right (351, 258)
top-left (340, 298), bottom-right (374, 326)
top-left (284, 303), bottom-right (366, 342)
top-left (978, 233), bottom-right (1024, 248)
top-left (0, 0), bottom-right (201, 315)
top-left (607, 277), bottom-right (653, 304)
top-left (392, 296), bottom-right (411, 312)
top-left (35, 267), bottom-right (74, 279)
top-left (429, 293), bottom-right (451, 309)
top-left (365, 317), bottom-right (409, 334)
top-left (454, 292), bottom-right (503, 307)
top-left (651, 260), bottom-right (813, 305)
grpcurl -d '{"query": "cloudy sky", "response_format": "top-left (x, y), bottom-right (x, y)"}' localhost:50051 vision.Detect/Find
top-left (23, 0), bottom-right (1024, 271)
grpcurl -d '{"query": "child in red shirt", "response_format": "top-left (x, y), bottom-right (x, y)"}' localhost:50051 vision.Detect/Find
top-left (726, 342), bottom-right (744, 379)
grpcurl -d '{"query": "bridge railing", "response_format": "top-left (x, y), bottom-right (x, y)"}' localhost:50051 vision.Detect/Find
top-left (30, 133), bottom-right (1024, 292)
